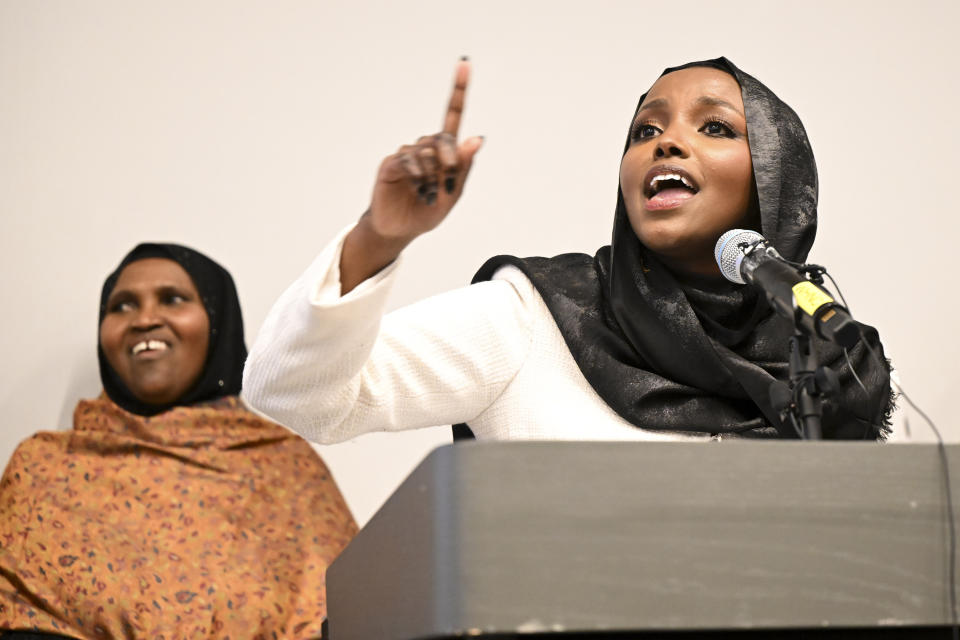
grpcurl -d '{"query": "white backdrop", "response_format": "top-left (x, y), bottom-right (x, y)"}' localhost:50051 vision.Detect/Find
top-left (1, 0), bottom-right (957, 526)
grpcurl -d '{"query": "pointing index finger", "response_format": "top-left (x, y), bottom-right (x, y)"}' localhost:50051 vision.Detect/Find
top-left (442, 57), bottom-right (470, 137)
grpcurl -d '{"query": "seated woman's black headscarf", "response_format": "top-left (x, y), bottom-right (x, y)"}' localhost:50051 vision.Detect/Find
top-left (470, 57), bottom-right (891, 440)
top-left (97, 243), bottom-right (247, 416)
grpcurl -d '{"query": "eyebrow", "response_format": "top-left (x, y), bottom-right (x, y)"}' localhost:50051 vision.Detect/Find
top-left (636, 95), bottom-right (744, 117)
top-left (636, 98), bottom-right (668, 114)
top-left (105, 283), bottom-right (193, 305)
top-left (696, 95), bottom-right (743, 116)
top-left (106, 288), bottom-right (134, 303)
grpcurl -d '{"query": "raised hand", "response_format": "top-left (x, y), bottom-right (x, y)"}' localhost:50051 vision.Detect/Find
top-left (340, 59), bottom-right (483, 294)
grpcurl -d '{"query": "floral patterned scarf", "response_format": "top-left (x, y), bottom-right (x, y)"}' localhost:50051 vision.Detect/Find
top-left (0, 395), bottom-right (357, 639)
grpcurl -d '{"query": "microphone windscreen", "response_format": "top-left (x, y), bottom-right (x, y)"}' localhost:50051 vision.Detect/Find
top-left (715, 229), bottom-right (764, 284)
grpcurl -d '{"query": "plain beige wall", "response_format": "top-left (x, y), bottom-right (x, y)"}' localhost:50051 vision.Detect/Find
top-left (1, 0), bottom-right (957, 525)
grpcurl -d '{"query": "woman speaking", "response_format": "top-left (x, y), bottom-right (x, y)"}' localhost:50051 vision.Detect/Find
top-left (243, 57), bottom-right (892, 443)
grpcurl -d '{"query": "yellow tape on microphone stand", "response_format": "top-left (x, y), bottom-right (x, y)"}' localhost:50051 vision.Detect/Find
top-left (792, 281), bottom-right (834, 316)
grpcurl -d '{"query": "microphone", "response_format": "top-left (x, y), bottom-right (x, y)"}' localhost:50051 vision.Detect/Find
top-left (714, 229), bottom-right (860, 348)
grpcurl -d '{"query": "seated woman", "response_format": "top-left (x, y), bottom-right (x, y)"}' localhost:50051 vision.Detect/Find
top-left (0, 244), bottom-right (357, 639)
top-left (242, 57), bottom-right (892, 443)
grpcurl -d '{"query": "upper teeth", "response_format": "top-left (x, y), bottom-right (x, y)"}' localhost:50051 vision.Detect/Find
top-left (649, 173), bottom-right (694, 192)
top-left (132, 340), bottom-right (168, 355)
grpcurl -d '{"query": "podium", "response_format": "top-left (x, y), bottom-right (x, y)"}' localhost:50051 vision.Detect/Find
top-left (325, 441), bottom-right (958, 638)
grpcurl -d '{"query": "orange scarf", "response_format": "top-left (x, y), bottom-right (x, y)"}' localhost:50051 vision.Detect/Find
top-left (0, 395), bottom-right (357, 639)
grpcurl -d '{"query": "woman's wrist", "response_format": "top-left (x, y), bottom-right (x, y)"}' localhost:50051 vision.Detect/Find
top-left (339, 212), bottom-right (413, 295)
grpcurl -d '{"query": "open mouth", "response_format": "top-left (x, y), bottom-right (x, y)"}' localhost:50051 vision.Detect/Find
top-left (644, 169), bottom-right (699, 199)
top-left (131, 340), bottom-right (169, 356)
top-left (643, 167), bottom-right (699, 210)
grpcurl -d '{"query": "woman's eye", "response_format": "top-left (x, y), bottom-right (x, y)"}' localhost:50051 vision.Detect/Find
top-left (632, 123), bottom-right (660, 141)
top-left (163, 294), bottom-right (187, 305)
top-left (701, 120), bottom-right (735, 137)
top-left (109, 301), bottom-right (134, 313)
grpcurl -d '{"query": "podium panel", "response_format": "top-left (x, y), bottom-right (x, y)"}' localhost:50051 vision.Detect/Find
top-left (326, 441), bottom-right (958, 639)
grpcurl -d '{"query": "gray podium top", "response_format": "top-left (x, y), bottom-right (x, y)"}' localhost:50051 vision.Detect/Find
top-left (326, 441), bottom-right (958, 639)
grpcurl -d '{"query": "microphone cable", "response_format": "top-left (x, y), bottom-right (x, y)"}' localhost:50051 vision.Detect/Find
top-left (816, 267), bottom-right (958, 638)
top-left (717, 231), bottom-right (956, 634)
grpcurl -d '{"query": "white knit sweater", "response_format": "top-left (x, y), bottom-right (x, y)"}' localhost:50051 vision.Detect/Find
top-left (241, 227), bottom-right (710, 444)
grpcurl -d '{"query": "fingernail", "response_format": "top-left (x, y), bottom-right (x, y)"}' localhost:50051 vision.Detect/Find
top-left (445, 176), bottom-right (456, 194)
top-left (416, 183), bottom-right (430, 203)
top-left (426, 190), bottom-right (437, 206)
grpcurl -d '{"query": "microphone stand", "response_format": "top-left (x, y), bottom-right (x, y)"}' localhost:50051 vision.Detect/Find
top-left (717, 232), bottom-right (844, 439)
top-left (783, 264), bottom-right (846, 440)
top-left (788, 330), bottom-right (823, 440)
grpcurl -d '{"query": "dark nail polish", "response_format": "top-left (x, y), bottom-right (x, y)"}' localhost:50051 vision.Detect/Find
top-left (426, 191), bottom-right (437, 206)
top-left (445, 176), bottom-right (456, 194)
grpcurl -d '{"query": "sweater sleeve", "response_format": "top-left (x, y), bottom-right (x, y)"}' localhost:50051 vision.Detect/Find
top-left (242, 227), bottom-right (534, 444)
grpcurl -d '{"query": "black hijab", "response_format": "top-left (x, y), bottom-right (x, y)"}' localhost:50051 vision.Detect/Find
top-left (98, 243), bottom-right (247, 416)
top-left (471, 57), bottom-right (891, 439)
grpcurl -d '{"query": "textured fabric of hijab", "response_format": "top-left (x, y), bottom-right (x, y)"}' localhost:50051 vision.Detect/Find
top-left (98, 243), bottom-right (247, 416)
top-left (472, 57), bottom-right (890, 439)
